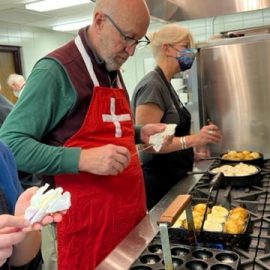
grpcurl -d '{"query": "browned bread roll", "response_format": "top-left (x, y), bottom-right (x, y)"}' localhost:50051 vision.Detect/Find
top-left (193, 203), bottom-right (210, 215)
top-left (182, 215), bottom-right (203, 231)
top-left (230, 207), bottom-right (248, 220)
top-left (224, 219), bottom-right (244, 234)
top-left (222, 150), bottom-right (260, 160)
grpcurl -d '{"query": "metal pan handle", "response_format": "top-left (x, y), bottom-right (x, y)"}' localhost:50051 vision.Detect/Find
top-left (187, 171), bottom-right (208, 175)
top-left (158, 194), bottom-right (192, 226)
top-left (199, 157), bottom-right (220, 161)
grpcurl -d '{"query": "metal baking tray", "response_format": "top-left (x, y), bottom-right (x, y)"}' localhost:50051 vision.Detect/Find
top-left (169, 213), bottom-right (252, 248)
top-left (130, 240), bottom-right (241, 270)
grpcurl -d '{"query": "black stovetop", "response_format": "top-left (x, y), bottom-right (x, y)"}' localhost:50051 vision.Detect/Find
top-left (188, 159), bottom-right (270, 270)
top-left (130, 159), bottom-right (270, 270)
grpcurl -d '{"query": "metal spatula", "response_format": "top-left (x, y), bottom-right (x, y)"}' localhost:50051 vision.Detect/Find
top-left (158, 194), bottom-right (196, 270)
top-left (199, 172), bottom-right (224, 236)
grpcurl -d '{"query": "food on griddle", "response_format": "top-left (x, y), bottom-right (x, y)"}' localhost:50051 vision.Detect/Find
top-left (229, 207), bottom-right (248, 220)
top-left (227, 216), bottom-right (246, 228)
top-left (206, 213), bottom-right (227, 223)
top-left (249, 151), bottom-right (261, 159)
top-left (223, 219), bottom-right (244, 234)
top-left (223, 207), bottom-right (248, 234)
top-left (173, 211), bottom-right (186, 227)
top-left (174, 210), bottom-right (204, 230)
top-left (211, 205), bottom-right (229, 217)
top-left (193, 203), bottom-right (210, 215)
top-left (176, 204), bottom-right (248, 234)
top-left (203, 205), bottom-right (228, 231)
top-left (182, 213), bottom-right (203, 230)
top-left (203, 219), bottom-right (223, 232)
top-left (222, 150), bottom-right (260, 161)
top-left (210, 162), bottom-right (258, 176)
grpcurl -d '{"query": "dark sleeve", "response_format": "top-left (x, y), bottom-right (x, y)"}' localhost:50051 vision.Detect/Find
top-left (0, 105), bottom-right (13, 127)
top-left (134, 125), bottom-right (142, 144)
top-left (0, 140), bottom-right (23, 214)
top-left (0, 187), bottom-right (8, 214)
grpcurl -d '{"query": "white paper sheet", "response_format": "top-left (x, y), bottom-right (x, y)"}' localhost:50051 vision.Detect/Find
top-left (149, 124), bottom-right (177, 152)
top-left (24, 183), bottom-right (71, 224)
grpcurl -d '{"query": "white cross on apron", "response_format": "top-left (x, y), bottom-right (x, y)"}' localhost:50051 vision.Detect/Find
top-left (102, 97), bottom-right (131, 137)
top-left (75, 35), bottom-right (131, 138)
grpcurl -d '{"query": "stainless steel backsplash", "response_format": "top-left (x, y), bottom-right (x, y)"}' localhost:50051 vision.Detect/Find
top-left (196, 34), bottom-right (270, 157)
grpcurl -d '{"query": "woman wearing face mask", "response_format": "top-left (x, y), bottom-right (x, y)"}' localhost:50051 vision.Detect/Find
top-left (131, 24), bottom-right (222, 210)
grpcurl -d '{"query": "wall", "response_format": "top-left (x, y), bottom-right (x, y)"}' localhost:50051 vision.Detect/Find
top-left (0, 8), bottom-right (270, 95)
top-left (0, 21), bottom-right (74, 77)
top-left (122, 8), bottom-right (270, 96)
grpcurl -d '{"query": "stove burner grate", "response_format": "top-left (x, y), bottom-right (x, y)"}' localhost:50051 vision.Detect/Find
top-left (131, 159), bottom-right (270, 269)
top-left (188, 159), bottom-right (270, 269)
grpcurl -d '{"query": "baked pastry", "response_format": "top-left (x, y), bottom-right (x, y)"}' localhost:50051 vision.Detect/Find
top-left (221, 150), bottom-right (260, 161)
top-left (211, 205), bottom-right (229, 217)
top-left (173, 211), bottom-right (186, 228)
top-left (250, 151), bottom-right (260, 159)
top-left (203, 220), bottom-right (223, 232)
top-left (210, 165), bottom-right (235, 176)
top-left (224, 219), bottom-right (244, 234)
top-left (193, 203), bottom-right (210, 215)
top-left (227, 216), bottom-right (246, 229)
top-left (210, 163), bottom-right (258, 176)
top-left (230, 207), bottom-right (248, 220)
top-left (182, 216), bottom-right (202, 231)
top-left (206, 213), bottom-right (226, 224)
top-left (181, 210), bottom-right (204, 230)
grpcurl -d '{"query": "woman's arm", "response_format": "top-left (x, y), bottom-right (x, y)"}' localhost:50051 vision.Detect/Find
top-left (135, 103), bottom-right (221, 153)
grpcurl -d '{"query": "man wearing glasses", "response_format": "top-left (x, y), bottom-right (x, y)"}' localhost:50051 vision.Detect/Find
top-left (0, 0), bottom-right (168, 270)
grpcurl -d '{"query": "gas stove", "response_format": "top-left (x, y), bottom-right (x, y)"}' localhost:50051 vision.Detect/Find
top-left (130, 159), bottom-right (270, 270)
top-left (187, 159), bottom-right (270, 270)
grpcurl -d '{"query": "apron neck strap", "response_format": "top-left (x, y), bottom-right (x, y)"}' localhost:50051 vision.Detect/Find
top-left (75, 35), bottom-right (123, 89)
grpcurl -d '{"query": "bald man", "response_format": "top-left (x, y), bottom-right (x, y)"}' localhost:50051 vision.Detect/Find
top-left (0, 0), bottom-right (166, 269)
top-left (6, 74), bottom-right (25, 98)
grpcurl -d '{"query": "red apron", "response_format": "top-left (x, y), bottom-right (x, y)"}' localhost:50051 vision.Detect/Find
top-left (54, 36), bottom-right (146, 270)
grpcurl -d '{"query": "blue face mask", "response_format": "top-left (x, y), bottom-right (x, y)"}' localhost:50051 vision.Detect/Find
top-left (176, 48), bottom-right (196, 71)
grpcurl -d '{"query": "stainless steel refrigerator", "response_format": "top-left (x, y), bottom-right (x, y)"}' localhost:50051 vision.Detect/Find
top-left (196, 34), bottom-right (270, 157)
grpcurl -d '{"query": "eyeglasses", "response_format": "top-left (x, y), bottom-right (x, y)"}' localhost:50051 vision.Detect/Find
top-left (104, 14), bottom-right (150, 48)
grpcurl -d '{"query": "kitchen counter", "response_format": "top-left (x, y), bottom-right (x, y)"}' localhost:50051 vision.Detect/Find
top-left (96, 160), bottom-right (212, 270)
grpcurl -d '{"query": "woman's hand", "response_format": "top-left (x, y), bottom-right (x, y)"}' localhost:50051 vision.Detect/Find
top-left (194, 145), bottom-right (210, 161)
top-left (195, 124), bottom-right (222, 145)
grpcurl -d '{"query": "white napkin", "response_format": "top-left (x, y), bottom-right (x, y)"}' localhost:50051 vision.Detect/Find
top-left (149, 124), bottom-right (177, 152)
top-left (24, 183), bottom-right (71, 224)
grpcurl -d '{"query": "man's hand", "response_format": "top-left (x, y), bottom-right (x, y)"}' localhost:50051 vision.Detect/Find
top-left (140, 123), bottom-right (168, 144)
top-left (79, 144), bottom-right (131, 176)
